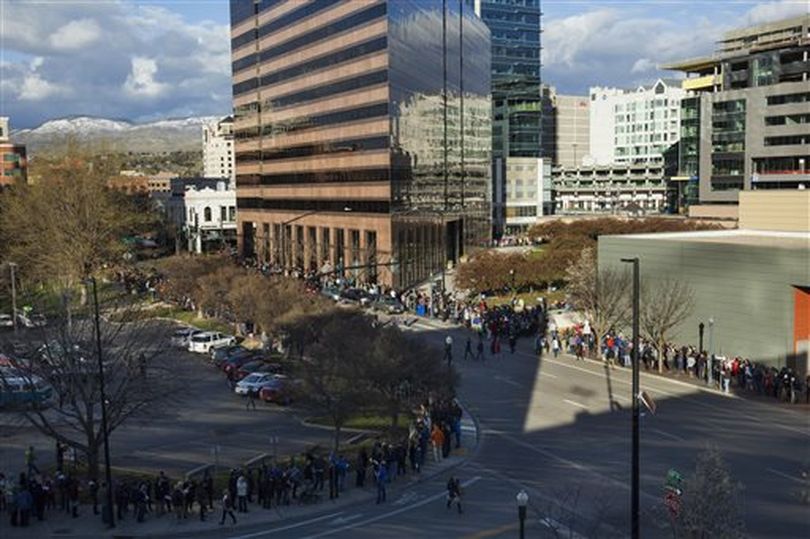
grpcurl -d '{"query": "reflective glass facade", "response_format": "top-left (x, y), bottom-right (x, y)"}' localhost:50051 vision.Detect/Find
top-left (478, 0), bottom-right (541, 159)
top-left (230, 0), bottom-right (491, 289)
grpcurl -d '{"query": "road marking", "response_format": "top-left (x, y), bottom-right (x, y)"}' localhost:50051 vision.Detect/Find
top-left (463, 521), bottom-right (518, 538)
top-left (563, 398), bottom-right (589, 410)
top-left (541, 372), bottom-right (558, 379)
top-left (766, 467), bottom-right (804, 484)
top-left (330, 513), bottom-right (364, 525)
top-left (461, 424), bottom-right (477, 432)
top-left (299, 476), bottom-right (482, 538)
top-left (495, 374), bottom-right (522, 388)
top-left (393, 491), bottom-right (418, 506)
top-left (227, 511), bottom-right (344, 539)
top-left (651, 428), bottom-right (686, 443)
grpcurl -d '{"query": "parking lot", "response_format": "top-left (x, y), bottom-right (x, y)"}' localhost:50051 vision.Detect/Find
top-left (0, 320), bottom-right (335, 478)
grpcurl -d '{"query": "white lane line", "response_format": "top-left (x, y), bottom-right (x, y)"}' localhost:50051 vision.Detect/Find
top-left (563, 398), bottom-right (589, 410)
top-left (299, 477), bottom-right (482, 538)
top-left (766, 467), bottom-right (804, 484)
top-left (495, 375), bottom-right (523, 388)
top-left (651, 428), bottom-right (686, 443)
top-left (542, 372), bottom-right (558, 379)
top-left (228, 511), bottom-right (345, 539)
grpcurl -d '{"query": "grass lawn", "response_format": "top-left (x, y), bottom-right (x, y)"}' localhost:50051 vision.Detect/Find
top-left (307, 412), bottom-right (412, 431)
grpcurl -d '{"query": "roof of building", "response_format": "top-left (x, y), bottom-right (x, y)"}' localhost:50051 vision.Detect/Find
top-left (607, 229), bottom-right (810, 250)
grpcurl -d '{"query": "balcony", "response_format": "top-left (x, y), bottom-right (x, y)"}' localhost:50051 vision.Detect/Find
top-left (682, 74), bottom-right (719, 91)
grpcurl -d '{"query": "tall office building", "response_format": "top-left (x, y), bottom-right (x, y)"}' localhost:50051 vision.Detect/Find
top-left (230, 0), bottom-right (491, 289)
top-left (664, 15), bottom-right (810, 208)
top-left (475, 0), bottom-right (542, 235)
top-left (202, 116), bottom-right (236, 181)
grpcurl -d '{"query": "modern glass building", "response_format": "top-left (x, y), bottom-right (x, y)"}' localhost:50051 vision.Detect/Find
top-left (475, 0), bottom-right (542, 235)
top-left (230, 0), bottom-right (491, 289)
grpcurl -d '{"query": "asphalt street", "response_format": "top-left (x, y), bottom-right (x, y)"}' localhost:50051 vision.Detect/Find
top-left (185, 315), bottom-right (810, 539)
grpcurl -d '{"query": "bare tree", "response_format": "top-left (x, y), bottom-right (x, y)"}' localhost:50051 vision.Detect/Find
top-left (0, 292), bottom-right (179, 480)
top-left (640, 278), bottom-right (695, 373)
top-left (565, 248), bottom-right (631, 359)
top-left (675, 445), bottom-right (746, 538)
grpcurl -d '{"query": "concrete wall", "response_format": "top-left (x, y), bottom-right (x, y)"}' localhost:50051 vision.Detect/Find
top-left (739, 190), bottom-right (810, 232)
top-left (598, 235), bottom-right (810, 367)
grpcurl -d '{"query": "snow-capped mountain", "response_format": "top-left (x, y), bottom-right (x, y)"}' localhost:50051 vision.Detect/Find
top-left (13, 115), bottom-right (223, 154)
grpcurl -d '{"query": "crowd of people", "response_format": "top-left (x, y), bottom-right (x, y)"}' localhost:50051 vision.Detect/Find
top-left (3, 396), bottom-right (466, 531)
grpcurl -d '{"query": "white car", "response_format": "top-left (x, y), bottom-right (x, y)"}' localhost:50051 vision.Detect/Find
top-left (234, 372), bottom-right (277, 396)
top-left (170, 327), bottom-right (202, 348)
top-left (0, 314), bottom-right (13, 329)
top-left (187, 332), bottom-right (236, 354)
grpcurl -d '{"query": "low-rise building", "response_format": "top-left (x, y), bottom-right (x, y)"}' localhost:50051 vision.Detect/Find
top-left (0, 117), bottom-right (27, 186)
top-left (598, 190), bottom-right (810, 369)
top-left (553, 163), bottom-right (671, 215)
top-left (501, 157), bottom-right (552, 235)
top-left (168, 180), bottom-right (237, 254)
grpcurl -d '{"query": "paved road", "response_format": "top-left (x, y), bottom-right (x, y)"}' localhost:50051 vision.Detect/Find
top-left (194, 316), bottom-right (809, 539)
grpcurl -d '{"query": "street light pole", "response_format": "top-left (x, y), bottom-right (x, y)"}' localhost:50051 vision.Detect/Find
top-left (516, 489), bottom-right (528, 539)
top-left (8, 262), bottom-right (18, 334)
top-left (698, 322), bottom-right (705, 354)
top-left (87, 277), bottom-right (115, 528)
top-left (621, 257), bottom-right (640, 539)
top-left (708, 317), bottom-right (715, 386)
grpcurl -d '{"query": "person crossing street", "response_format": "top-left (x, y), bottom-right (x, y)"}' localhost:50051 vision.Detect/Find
top-left (446, 476), bottom-right (462, 514)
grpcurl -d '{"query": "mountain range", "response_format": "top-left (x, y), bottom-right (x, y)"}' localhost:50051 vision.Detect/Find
top-left (12, 115), bottom-right (223, 154)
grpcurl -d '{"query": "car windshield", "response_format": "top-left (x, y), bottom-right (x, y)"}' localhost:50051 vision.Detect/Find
top-left (191, 334), bottom-right (211, 342)
top-left (243, 374), bottom-right (262, 383)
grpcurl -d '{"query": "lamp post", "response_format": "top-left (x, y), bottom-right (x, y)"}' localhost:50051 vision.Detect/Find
top-left (509, 268), bottom-right (516, 300)
top-left (707, 317), bottom-right (715, 386)
top-left (620, 256), bottom-right (640, 539)
top-left (698, 322), bottom-right (704, 354)
top-left (85, 277), bottom-right (115, 528)
top-left (516, 489), bottom-right (528, 539)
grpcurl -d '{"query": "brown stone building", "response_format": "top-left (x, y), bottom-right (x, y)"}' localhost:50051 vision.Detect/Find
top-left (0, 117), bottom-right (28, 187)
top-left (230, 0), bottom-right (492, 288)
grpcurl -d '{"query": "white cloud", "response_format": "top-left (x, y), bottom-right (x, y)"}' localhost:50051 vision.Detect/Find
top-left (48, 18), bottom-right (102, 50)
top-left (631, 58), bottom-right (656, 74)
top-left (743, 0), bottom-right (810, 25)
top-left (123, 56), bottom-right (168, 98)
top-left (18, 74), bottom-right (63, 101)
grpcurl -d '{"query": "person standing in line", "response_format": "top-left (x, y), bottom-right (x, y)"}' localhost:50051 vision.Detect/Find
top-left (375, 464), bottom-right (387, 504)
top-left (219, 489), bottom-right (237, 525)
top-left (552, 336), bottom-right (560, 358)
top-left (236, 474), bottom-right (248, 513)
top-left (464, 337), bottom-right (474, 361)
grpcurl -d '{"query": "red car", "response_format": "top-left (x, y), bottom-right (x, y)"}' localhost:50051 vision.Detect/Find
top-left (258, 375), bottom-right (293, 405)
top-left (233, 361), bottom-right (283, 381)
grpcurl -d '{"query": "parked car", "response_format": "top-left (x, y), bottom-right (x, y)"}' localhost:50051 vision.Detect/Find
top-left (0, 373), bottom-right (52, 409)
top-left (17, 313), bottom-right (47, 328)
top-left (320, 286), bottom-right (341, 302)
top-left (259, 375), bottom-right (295, 405)
top-left (235, 372), bottom-right (278, 396)
top-left (372, 296), bottom-right (406, 314)
top-left (0, 314), bottom-right (13, 329)
top-left (222, 351), bottom-right (264, 376)
top-left (233, 360), bottom-right (283, 381)
top-left (211, 345), bottom-right (249, 367)
top-left (170, 327), bottom-right (202, 348)
top-left (188, 332), bottom-right (236, 354)
top-left (340, 288), bottom-right (374, 306)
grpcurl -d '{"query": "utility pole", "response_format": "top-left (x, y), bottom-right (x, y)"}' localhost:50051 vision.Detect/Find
top-left (621, 256), bottom-right (640, 539)
top-left (8, 262), bottom-right (18, 333)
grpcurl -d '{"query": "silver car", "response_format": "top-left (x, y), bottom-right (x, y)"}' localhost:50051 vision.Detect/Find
top-left (170, 327), bottom-right (201, 348)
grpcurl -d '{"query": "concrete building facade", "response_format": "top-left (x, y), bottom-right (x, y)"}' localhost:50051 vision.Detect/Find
top-left (588, 80), bottom-right (685, 166)
top-left (541, 85), bottom-right (590, 169)
top-left (553, 163), bottom-right (669, 215)
top-left (664, 15), bottom-right (810, 204)
top-left (501, 157), bottom-right (551, 234)
top-left (0, 117), bottom-right (27, 187)
top-left (598, 190), bottom-right (810, 369)
top-left (168, 180), bottom-right (237, 254)
top-left (202, 116), bottom-right (235, 181)
top-left (230, 0), bottom-right (492, 289)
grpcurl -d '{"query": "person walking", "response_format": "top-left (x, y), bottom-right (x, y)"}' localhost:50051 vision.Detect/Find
top-left (446, 476), bottom-right (462, 514)
top-left (219, 489), bottom-right (237, 525)
top-left (246, 388), bottom-right (257, 411)
top-left (475, 335), bottom-right (485, 361)
top-left (464, 337), bottom-right (474, 361)
top-left (430, 424), bottom-right (445, 463)
top-left (552, 336), bottom-right (560, 358)
top-left (444, 335), bottom-right (453, 367)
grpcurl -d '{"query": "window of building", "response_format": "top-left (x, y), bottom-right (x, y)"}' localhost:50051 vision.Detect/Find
top-left (220, 206), bottom-right (226, 222)
top-left (229, 206), bottom-right (236, 221)
top-left (203, 207), bottom-right (212, 222)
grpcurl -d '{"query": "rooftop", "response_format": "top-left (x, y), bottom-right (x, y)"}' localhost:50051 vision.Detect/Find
top-left (609, 229), bottom-right (810, 250)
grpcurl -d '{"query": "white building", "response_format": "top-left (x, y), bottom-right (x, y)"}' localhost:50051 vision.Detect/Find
top-left (202, 116), bottom-right (235, 181)
top-left (168, 180), bottom-right (237, 253)
top-left (500, 157), bottom-right (553, 235)
top-left (588, 79), bottom-right (685, 166)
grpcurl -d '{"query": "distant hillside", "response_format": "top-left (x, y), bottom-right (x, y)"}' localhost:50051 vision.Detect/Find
top-left (12, 115), bottom-right (224, 154)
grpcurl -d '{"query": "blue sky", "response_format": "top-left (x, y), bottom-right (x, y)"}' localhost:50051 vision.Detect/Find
top-left (1, 0), bottom-right (808, 128)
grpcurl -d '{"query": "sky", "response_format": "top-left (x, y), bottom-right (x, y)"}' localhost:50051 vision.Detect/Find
top-left (1, 0), bottom-right (808, 129)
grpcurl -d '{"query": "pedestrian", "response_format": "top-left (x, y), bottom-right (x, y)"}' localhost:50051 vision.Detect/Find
top-left (236, 473), bottom-right (248, 513)
top-left (430, 424), bottom-right (445, 463)
top-left (24, 446), bottom-right (39, 477)
top-left (219, 489), bottom-right (237, 525)
top-left (475, 335), bottom-right (485, 361)
top-left (196, 481), bottom-right (207, 521)
top-left (356, 449), bottom-right (367, 488)
top-left (89, 478), bottom-right (99, 515)
top-left (375, 464), bottom-right (387, 504)
top-left (446, 476), bottom-right (462, 514)
top-left (203, 470), bottom-right (214, 510)
top-left (552, 336), bottom-right (560, 358)
top-left (444, 335), bottom-right (453, 366)
top-left (246, 388), bottom-right (257, 411)
top-left (464, 337), bottom-right (474, 361)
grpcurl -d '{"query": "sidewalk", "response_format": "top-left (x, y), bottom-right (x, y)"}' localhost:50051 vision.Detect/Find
top-left (0, 409), bottom-right (479, 538)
